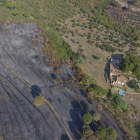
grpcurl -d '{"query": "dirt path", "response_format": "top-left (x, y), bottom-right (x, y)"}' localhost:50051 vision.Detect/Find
top-left (115, 0), bottom-right (140, 12)
top-left (0, 59), bottom-right (73, 140)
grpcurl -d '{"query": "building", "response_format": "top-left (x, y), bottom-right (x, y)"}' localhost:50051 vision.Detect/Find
top-left (110, 59), bottom-right (125, 86)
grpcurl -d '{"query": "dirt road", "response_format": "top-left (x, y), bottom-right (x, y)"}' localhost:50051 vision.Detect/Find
top-left (115, 0), bottom-right (140, 12)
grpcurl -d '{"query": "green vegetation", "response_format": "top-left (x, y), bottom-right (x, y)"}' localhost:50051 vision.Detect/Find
top-left (81, 74), bottom-right (97, 86)
top-left (81, 125), bottom-right (97, 140)
top-left (12, 9), bottom-right (18, 16)
top-left (109, 129), bottom-right (118, 139)
top-left (129, 79), bottom-right (139, 91)
top-left (6, 2), bottom-right (15, 9)
top-left (120, 55), bottom-right (140, 76)
top-left (0, 0), bottom-right (140, 139)
top-left (88, 84), bottom-right (108, 95)
top-left (83, 113), bottom-right (92, 124)
top-left (114, 96), bottom-right (128, 110)
top-left (23, 11), bottom-right (30, 17)
top-left (133, 0), bottom-right (139, 3)
top-left (98, 128), bottom-right (106, 139)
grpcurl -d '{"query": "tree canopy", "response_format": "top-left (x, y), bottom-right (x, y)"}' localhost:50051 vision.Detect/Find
top-left (120, 55), bottom-right (140, 76)
top-left (129, 79), bottom-right (139, 91)
top-left (109, 129), bottom-right (118, 139)
top-left (81, 125), bottom-right (98, 140)
top-left (34, 95), bottom-right (46, 106)
top-left (83, 113), bottom-right (92, 124)
top-left (96, 104), bottom-right (102, 111)
top-left (114, 96), bottom-right (128, 110)
top-left (93, 113), bottom-right (101, 121)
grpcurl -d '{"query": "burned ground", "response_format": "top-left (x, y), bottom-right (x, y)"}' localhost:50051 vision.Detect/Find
top-left (0, 22), bottom-right (125, 140)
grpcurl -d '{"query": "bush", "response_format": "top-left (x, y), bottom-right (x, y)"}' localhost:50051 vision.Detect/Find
top-left (129, 79), bottom-right (139, 91)
top-left (93, 113), bottom-right (101, 121)
top-left (109, 129), bottom-right (118, 139)
top-left (12, 9), bottom-right (18, 16)
top-left (6, 2), bottom-right (15, 9)
top-left (75, 58), bottom-right (85, 66)
top-left (98, 129), bottom-right (106, 139)
top-left (96, 104), bottom-right (102, 111)
top-left (88, 84), bottom-right (108, 95)
top-left (81, 74), bottom-right (97, 86)
top-left (23, 11), bottom-right (30, 17)
top-left (83, 113), bottom-right (92, 124)
top-left (114, 96), bottom-right (127, 110)
top-left (34, 95), bottom-right (46, 106)
top-left (82, 125), bottom-right (98, 139)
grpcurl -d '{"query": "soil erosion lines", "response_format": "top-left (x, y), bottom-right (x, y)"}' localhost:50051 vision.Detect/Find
top-left (0, 59), bottom-right (73, 140)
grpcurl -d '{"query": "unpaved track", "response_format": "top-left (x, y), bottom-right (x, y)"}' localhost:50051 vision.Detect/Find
top-left (115, 0), bottom-right (140, 12)
top-left (0, 59), bottom-right (73, 140)
top-left (0, 22), bottom-right (125, 140)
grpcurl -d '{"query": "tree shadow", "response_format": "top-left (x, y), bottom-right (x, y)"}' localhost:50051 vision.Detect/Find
top-left (61, 134), bottom-right (69, 140)
top-left (68, 100), bottom-right (84, 140)
top-left (122, 6), bottom-right (127, 10)
top-left (31, 85), bottom-right (41, 98)
top-left (79, 89), bottom-right (87, 97)
top-left (104, 58), bottom-right (111, 82)
top-left (50, 73), bottom-right (56, 80)
top-left (127, 1), bottom-right (133, 5)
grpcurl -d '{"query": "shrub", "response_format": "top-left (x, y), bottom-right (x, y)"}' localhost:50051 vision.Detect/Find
top-left (109, 129), bottom-right (118, 139)
top-left (82, 125), bottom-right (98, 139)
top-left (114, 96), bottom-right (127, 110)
top-left (34, 95), bottom-right (46, 106)
top-left (65, 35), bottom-right (69, 38)
top-left (12, 9), bottom-right (18, 16)
top-left (23, 11), bottom-right (30, 17)
top-left (96, 104), bottom-right (102, 111)
top-left (88, 84), bottom-right (108, 95)
top-left (6, 2), bottom-right (15, 9)
top-left (75, 58), bottom-right (85, 66)
top-left (93, 113), bottom-right (101, 121)
top-left (83, 113), bottom-right (92, 124)
top-left (87, 94), bottom-right (94, 102)
top-left (129, 79), bottom-right (139, 91)
top-left (98, 129), bottom-right (106, 139)
top-left (81, 74), bottom-right (97, 86)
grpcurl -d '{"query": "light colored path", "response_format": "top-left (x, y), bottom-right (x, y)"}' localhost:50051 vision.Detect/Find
top-left (0, 59), bottom-right (73, 140)
top-left (115, 0), bottom-right (140, 12)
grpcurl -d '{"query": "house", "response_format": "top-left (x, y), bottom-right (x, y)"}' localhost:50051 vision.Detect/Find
top-left (110, 59), bottom-right (125, 86)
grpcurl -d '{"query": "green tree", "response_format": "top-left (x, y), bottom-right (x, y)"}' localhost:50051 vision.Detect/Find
top-left (81, 125), bottom-right (98, 140)
top-left (114, 96), bottom-right (127, 109)
top-left (98, 129), bottom-right (106, 139)
top-left (133, 66), bottom-right (140, 76)
top-left (109, 129), bottom-right (118, 139)
top-left (83, 113), bottom-right (92, 124)
top-left (93, 113), bottom-right (101, 121)
top-left (129, 79), bottom-right (139, 91)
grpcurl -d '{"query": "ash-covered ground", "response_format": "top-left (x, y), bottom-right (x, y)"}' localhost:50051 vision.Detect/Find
top-left (0, 22), bottom-right (125, 140)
